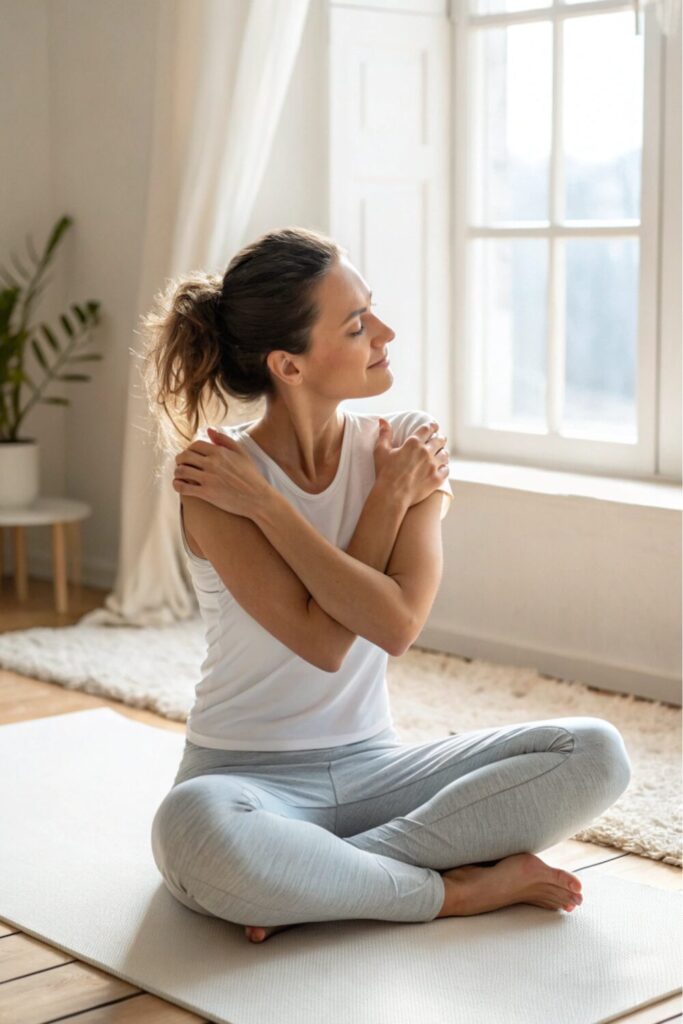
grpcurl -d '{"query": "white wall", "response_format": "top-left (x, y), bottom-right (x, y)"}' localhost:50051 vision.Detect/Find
top-left (1, 0), bottom-right (160, 582)
top-left (422, 486), bottom-right (680, 706)
top-left (0, 0), bottom-right (65, 496)
top-left (52, 0), bottom-right (161, 577)
top-left (1, 0), bottom-right (679, 704)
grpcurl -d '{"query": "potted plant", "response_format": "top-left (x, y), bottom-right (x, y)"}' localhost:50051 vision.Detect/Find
top-left (0, 215), bottom-right (102, 507)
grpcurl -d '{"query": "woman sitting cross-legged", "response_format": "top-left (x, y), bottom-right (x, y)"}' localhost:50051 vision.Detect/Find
top-left (144, 226), bottom-right (632, 943)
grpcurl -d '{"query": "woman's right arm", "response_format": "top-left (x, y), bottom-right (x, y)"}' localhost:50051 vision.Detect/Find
top-left (181, 481), bottom-right (409, 673)
top-left (309, 479), bottom-right (411, 667)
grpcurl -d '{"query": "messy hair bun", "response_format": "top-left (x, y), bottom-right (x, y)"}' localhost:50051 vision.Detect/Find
top-left (140, 226), bottom-right (343, 456)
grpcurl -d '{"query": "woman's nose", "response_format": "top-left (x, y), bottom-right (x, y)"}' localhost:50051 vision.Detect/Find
top-left (378, 319), bottom-right (395, 343)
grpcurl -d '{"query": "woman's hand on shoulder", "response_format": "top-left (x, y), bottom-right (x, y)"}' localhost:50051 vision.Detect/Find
top-left (373, 418), bottom-right (450, 507)
top-left (173, 427), bottom-right (272, 518)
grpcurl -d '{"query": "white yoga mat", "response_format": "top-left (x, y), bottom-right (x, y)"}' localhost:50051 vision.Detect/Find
top-left (0, 707), bottom-right (680, 1024)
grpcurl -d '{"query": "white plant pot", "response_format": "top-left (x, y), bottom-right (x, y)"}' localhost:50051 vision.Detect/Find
top-left (0, 439), bottom-right (40, 508)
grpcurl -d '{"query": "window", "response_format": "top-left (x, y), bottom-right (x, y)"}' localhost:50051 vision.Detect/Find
top-left (452, 0), bottom-right (674, 479)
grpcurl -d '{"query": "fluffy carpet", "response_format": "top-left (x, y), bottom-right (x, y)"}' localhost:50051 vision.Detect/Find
top-left (0, 616), bottom-right (680, 866)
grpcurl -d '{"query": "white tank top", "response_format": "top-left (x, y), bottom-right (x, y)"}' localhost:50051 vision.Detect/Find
top-left (179, 408), bottom-right (453, 750)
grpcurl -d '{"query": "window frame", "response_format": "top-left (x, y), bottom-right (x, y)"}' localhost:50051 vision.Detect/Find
top-left (450, 0), bottom-right (671, 481)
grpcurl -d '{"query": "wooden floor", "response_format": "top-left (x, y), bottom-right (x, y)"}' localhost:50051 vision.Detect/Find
top-left (0, 577), bottom-right (680, 1024)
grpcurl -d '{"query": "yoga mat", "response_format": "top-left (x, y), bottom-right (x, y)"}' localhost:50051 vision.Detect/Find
top-left (0, 707), bottom-right (680, 1024)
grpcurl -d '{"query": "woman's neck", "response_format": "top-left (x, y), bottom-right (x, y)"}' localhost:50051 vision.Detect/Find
top-left (246, 405), bottom-right (346, 488)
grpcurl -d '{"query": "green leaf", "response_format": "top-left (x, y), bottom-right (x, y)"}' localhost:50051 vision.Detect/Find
top-left (42, 216), bottom-right (73, 265)
top-left (41, 324), bottom-right (60, 352)
top-left (6, 368), bottom-right (37, 391)
top-left (40, 396), bottom-right (69, 406)
top-left (57, 373), bottom-right (90, 382)
top-left (70, 303), bottom-right (87, 326)
top-left (59, 312), bottom-right (74, 338)
top-left (0, 287), bottom-right (20, 334)
top-left (8, 326), bottom-right (29, 349)
top-left (29, 275), bottom-right (53, 304)
top-left (31, 338), bottom-right (49, 370)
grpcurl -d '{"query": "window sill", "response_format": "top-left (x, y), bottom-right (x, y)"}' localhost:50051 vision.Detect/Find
top-left (448, 458), bottom-right (682, 511)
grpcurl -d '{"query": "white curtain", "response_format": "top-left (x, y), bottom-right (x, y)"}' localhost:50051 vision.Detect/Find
top-left (80, 0), bottom-right (311, 627)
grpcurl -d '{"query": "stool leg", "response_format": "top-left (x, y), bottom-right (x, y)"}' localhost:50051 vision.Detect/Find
top-left (14, 526), bottom-right (28, 603)
top-left (52, 522), bottom-right (68, 614)
top-left (69, 520), bottom-right (82, 597)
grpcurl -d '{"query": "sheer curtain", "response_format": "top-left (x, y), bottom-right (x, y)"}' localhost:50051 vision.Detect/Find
top-left (80, 0), bottom-right (311, 627)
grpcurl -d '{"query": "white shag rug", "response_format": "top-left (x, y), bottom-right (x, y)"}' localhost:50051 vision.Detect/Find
top-left (0, 617), bottom-right (680, 867)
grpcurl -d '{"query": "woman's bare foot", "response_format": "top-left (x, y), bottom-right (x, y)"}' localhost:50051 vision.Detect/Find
top-left (244, 923), bottom-right (295, 943)
top-left (244, 851), bottom-right (583, 940)
top-left (436, 852), bottom-right (584, 917)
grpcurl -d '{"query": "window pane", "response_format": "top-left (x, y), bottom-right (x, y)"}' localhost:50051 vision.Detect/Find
top-left (564, 12), bottom-right (644, 220)
top-left (472, 22), bottom-right (552, 223)
top-left (563, 237), bottom-right (639, 441)
top-left (472, 237), bottom-right (549, 429)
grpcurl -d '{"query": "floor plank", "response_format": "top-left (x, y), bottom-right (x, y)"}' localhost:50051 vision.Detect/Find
top-left (606, 995), bottom-right (682, 1024)
top-left (0, 933), bottom-right (75, 983)
top-left (63, 994), bottom-right (212, 1023)
top-left (0, 961), bottom-right (140, 1024)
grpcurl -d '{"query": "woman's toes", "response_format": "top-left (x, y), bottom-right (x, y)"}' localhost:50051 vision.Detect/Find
top-left (557, 869), bottom-right (582, 893)
top-left (245, 922), bottom-right (296, 943)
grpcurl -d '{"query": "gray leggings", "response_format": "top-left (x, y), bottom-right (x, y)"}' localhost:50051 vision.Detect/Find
top-left (150, 715), bottom-right (631, 928)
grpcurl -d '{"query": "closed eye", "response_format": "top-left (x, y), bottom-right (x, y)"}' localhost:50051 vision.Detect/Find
top-left (349, 302), bottom-right (376, 336)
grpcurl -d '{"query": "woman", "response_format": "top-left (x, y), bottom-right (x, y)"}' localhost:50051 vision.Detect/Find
top-left (145, 226), bottom-right (631, 943)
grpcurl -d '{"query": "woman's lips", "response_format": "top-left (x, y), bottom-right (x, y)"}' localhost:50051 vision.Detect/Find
top-left (369, 356), bottom-right (390, 368)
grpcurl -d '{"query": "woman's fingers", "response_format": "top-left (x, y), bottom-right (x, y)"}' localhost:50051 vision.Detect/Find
top-left (175, 457), bottom-right (204, 474)
top-left (424, 433), bottom-right (447, 454)
top-left (175, 438), bottom-right (224, 467)
top-left (173, 477), bottom-right (202, 493)
top-left (411, 422), bottom-right (439, 438)
top-left (176, 445), bottom-right (228, 473)
top-left (184, 439), bottom-right (225, 457)
top-left (174, 452), bottom-right (206, 474)
top-left (175, 463), bottom-right (203, 482)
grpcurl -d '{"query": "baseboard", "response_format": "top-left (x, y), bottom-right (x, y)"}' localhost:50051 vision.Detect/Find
top-left (417, 625), bottom-right (682, 707)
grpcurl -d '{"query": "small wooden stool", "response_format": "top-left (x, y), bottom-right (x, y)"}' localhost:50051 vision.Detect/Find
top-left (0, 498), bottom-right (92, 614)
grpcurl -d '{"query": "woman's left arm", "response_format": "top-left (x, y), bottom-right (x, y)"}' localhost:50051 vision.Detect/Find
top-left (251, 485), bottom-right (445, 656)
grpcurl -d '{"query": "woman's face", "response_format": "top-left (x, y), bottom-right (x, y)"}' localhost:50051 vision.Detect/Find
top-left (290, 256), bottom-right (396, 400)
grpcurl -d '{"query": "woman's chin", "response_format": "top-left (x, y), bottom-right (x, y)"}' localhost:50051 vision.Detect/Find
top-left (366, 375), bottom-right (393, 398)
top-left (365, 364), bottom-right (393, 388)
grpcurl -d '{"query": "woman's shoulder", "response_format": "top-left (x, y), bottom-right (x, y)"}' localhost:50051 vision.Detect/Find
top-left (191, 421), bottom-right (253, 446)
top-left (346, 407), bottom-right (438, 443)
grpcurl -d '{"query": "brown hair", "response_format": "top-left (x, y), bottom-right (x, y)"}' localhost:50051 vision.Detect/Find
top-left (140, 226), bottom-right (344, 457)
